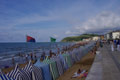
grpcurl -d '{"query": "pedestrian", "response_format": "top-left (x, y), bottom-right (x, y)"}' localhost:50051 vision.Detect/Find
top-left (111, 40), bottom-right (114, 51)
top-left (57, 48), bottom-right (60, 54)
top-left (34, 53), bottom-right (37, 62)
top-left (30, 53), bottom-right (33, 60)
top-left (114, 39), bottom-right (117, 51)
top-left (117, 39), bottom-right (120, 51)
top-left (25, 54), bottom-right (28, 63)
top-left (100, 40), bottom-right (103, 48)
top-left (49, 50), bottom-right (53, 58)
top-left (41, 51), bottom-right (46, 60)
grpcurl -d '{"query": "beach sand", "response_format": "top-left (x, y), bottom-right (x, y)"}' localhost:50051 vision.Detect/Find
top-left (57, 52), bottom-right (95, 80)
top-left (2, 52), bottom-right (95, 79)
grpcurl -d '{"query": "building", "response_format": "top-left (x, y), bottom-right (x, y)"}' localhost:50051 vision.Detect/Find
top-left (104, 32), bottom-right (112, 40)
top-left (92, 36), bottom-right (100, 41)
top-left (105, 30), bottom-right (120, 40)
top-left (112, 31), bottom-right (120, 39)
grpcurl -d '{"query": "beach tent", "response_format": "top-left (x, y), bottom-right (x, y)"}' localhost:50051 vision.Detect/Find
top-left (51, 56), bottom-right (64, 76)
top-left (62, 53), bottom-right (72, 68)
top-left (34, 59), bottom-right (52, 80)
top-left (31, 66), bottom-right (43, 80)
top-left (75, 48), bottom-right (82, 61)
top-left (58, 53), bottom-right (68, 71)
top-left (23, 61), bottom-right (43, 80)
top-left (0, 68), bottom-right (15, 80)
top-left (71, 50), bottom-right (78, 62)
top-left (7, 64), bottom-right (31, 80)
top-left (43, 58), bottom-right (59, 80)
top-left (0, 74), bottom-right (15, 80)
top-left (67, 51), bottom-right (75, 65)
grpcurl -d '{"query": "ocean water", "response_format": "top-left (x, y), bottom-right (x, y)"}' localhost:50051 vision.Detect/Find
top-left (0, 42), bottom-right (73, 68)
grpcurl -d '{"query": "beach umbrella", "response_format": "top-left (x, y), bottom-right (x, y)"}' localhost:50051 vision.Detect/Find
top-left (34, 59), bottom-right (52, 80)
top-left (7, 64), bottom-right (31, 80)
top-left (23, 61), bottom-right (43, 80)
top-left (51, 56), bottom-right (64, 76)
top-left (43, 58), bottom-right (59, 80)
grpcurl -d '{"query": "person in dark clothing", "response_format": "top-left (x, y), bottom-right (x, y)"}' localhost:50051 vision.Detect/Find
top-left (30, 53), bottom-right (33, 60)
top-left (41, 51), bottom-right (46, 60)
top-left (114, 39), bottom-right (117, 50)
top-left (100, 40), bottom-right (103, 48)
top-left (34, 53), bottom-right (37, 62)
top-left (117, 39), bottom-right (120, 51)
top-left (25, 54), bottom-right (28, 63)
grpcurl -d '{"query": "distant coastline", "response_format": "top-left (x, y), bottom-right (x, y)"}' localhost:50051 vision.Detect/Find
top-left (61, 34), bottom-right (99, 42)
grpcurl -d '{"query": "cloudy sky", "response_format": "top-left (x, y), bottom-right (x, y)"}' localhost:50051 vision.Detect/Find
top-left (0, 0), bottom-right (120, 42)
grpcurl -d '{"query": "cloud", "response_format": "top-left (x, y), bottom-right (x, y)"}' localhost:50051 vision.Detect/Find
top-left (67, 11), bottom-right (120, 35)
top-left (65, 30), bottom-right (72, 35)
top-left (14, 14), bottom-right (59, 25)
top-left (1, 0), bottom-right (120, 42)
top-left (53, 34), bottom-right (58, 38)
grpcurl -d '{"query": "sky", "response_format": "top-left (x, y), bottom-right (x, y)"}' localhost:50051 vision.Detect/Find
top-left (0, 0), bottom-right (120, 42)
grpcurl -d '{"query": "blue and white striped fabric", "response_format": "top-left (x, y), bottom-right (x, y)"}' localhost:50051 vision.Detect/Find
top-left (23, 61), bottom-right (43, 80)
top-left (31, 66), bottom-right (43, 80)
top-left (20, 69), bottom-right (31, 80)
top-left (34, 60), bottom-right (52, 80)
top-left (7, 64), bottom-right (21, 80)
top-left (23, 61), bottom-right (32, 80)
top-left (0, 74), bottom-right (15, 80)
top-left (7, 64), bottom-right (30, 80)
top-left (23, 61), bottom-right (32, 72)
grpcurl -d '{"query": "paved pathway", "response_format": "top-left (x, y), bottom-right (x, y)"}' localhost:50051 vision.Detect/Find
top-left (86, 44), bottom-right (120, 80)
top-left (85, 50), bottom-right (103, 80)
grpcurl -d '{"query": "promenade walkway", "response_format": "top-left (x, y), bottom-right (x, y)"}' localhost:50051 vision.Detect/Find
top-left (86, 44), bottom-right (120, 80)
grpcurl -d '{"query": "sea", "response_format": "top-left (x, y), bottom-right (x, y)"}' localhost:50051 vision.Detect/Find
top-left (0, 42), bottom-right (74, 68)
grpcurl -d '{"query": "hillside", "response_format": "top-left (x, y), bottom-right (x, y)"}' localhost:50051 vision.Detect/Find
top-left (61, 34), bottom-right (99, 42)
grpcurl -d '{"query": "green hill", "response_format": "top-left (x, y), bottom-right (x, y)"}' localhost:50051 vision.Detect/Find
top-left (61, 34), bottom-right (99, 42)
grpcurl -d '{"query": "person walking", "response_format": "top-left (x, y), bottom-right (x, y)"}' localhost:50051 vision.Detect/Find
top-left (30, 53), bottom-right (33, 60)
top-left (114, 39), bottom-right (117, 51)
top-left (117, 39), bottom-right (120, 51)
top-left (25, 54), bottom-right (28, 63)
top-left (111, 40), bottom-right (114, 51)
top-left (34, 53), bottom-right (37, 62)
